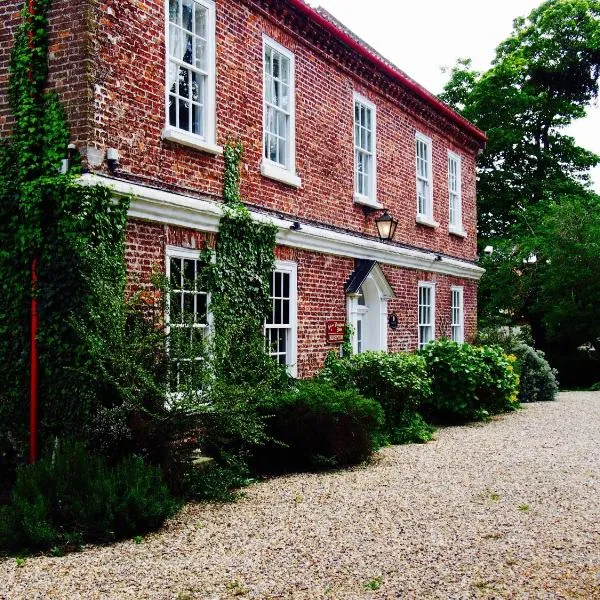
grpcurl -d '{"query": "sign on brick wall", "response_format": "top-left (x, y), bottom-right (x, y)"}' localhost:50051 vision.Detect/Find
top-left (326, 320), bottom-right (346, 344)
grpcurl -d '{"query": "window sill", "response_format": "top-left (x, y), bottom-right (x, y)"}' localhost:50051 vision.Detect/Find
top-left (162, 127), bottom-right (223, 155)
top-left (416, 215), bottom-right (439, 229)
top-left (449, 226), bottom-right (468, 238)
top-left (260, 161), bottom-right (302, 188)
top-left (353, 194), bottom-right (383, 210)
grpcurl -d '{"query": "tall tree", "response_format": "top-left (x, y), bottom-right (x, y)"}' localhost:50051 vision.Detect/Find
top-left (440, 0), bottom-right (600, 376)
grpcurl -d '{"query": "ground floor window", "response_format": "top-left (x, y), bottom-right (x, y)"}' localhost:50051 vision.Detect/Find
top-left (167, 247), bottom-right (209, 392)
top-left (265, 260), bottom-right (297, 376)
top-left (418, 282), bottom-right (435, 349)
top-left (451, 286), bottom-right (464, 343)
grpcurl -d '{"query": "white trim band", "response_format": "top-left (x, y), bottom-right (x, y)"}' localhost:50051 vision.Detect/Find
top-left (79, 174), bottom-right (485, 280)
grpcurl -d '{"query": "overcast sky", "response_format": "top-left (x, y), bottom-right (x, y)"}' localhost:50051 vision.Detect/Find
top-left (313, 0), bottom-right (600, 192)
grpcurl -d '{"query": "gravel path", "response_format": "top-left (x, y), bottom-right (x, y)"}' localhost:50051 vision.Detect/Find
top-left (1, 392), bottom-right (599, 599)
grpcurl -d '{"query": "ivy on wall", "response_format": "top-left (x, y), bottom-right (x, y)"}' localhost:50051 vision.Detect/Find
top-left (0, 1), bottom-right (129, 458)
top-left (209, 141), bottom-right (283, 387)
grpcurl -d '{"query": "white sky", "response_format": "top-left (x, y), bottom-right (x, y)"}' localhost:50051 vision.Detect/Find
top-left (313, 0), bottom-right (600, 192)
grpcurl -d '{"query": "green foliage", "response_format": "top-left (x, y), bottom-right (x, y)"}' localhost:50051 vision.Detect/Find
top-left (440, 1), bottom-right (600, 376)
top-left (209, 141), bottom-right (284, 389)
top-left (392, 411), bottom-right (436, 445)
top-left (0, 3), bottom-right (131, 461)
top-left (0, 441), bottom-right (178, 552)
top-left (321, 351), bottom-right (433, 444)
top-left (477, 328), bottom-right (558, 402)
top-left (419, 340), bottom-right (520, 423)
top-left (513, 343), bottom-right (559, 402)
top-left (255, 380), bottom-right (384, 472)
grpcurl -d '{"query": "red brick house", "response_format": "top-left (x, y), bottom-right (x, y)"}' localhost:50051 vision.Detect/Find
top-left (0, 0), bottom-right (486, 378)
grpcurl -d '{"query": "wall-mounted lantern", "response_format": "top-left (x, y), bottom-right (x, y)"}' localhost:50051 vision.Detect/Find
top-left (375, 210), bottom-right (398, 241)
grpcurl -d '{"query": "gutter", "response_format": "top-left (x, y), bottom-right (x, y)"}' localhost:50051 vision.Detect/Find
top-left (286, 0), bottom-right (487, 146)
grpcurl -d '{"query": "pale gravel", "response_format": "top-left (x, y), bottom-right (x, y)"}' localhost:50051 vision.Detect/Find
top-left (1, 391), bottom-right (599, 600)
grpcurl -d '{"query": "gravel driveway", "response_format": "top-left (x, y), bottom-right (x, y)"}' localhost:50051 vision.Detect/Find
top-left (1, 391), bottom-right (599, 599)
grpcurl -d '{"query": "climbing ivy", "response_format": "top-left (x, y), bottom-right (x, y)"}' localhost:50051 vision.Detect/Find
top-left (0, 1), bottom-right (129, 461)
top-left (209, 141), bottom-right (285, 388)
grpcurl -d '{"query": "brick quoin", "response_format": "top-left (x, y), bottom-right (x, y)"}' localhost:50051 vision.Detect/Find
top-left (1, 0), bottom-right (485, 377)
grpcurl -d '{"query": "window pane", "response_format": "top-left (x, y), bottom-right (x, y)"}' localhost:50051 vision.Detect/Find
top-left (194, 3), bottom-right (206, 37)
top-left (282, 273), bottom-right (290, 298)
top-left (197, 294), bottom-right (208, 324)
top-left (169, 0), bottom-right (179, 23)
top-left (182, 0), bottom-right (193, 31)
top-left (275, 299), bottom-right (282, 324)
top-left (178, 67), bottom-right (189, 98)
top-left (170, 258), bottom-right (182, 288)
top-left (170, 292), bottom-right (182, 323)
top-left (272, 53), bottom-right (280, 79)
top-left (192, 103), bottom-right (203, 136)
top-left (194, 38), bottom-right (207, 71)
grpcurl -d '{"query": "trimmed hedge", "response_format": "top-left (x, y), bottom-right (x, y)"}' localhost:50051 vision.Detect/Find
top-left (419, 339), bottom-right (519, 422)
top-left (254, 380), bottom-right (384, 472)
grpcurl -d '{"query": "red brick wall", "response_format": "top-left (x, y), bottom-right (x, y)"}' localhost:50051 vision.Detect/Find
top-left (0, 0), bottom-right (93, 144)
top-left (126, 221), bottom-right (478, 378)
top-left (88, 0), bottom-right (479, 261)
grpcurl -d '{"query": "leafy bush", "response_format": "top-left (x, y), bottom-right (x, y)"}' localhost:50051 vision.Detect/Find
top-left (392, 411), bottom-right (436, 444)
top-left (254, 380), bottom-right (384, 472)
top-left (512, 343), bottom-right (558, 402)
top-left (0, 441), bottom-right (178, 551)
top-left (419, 339), bottom-right (519, 422)
top-left (321, 351), bottom-right (432, 444)
top-left (476, 327), bottom-right (558, 402)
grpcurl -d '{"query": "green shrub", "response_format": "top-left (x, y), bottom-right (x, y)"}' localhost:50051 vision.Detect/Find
top-left (477, 328), bottom-right (559, 402)
top-left (1, 440), bottom-right (179, 552)
top-left (391, 412), bottom-right (436, 444)
top-left (512, 343), bottom-right (558, 402)
top-left (321, 351), bottom-right (432, 444)
top-left (254, 380), bottom-right (384, 472)
top-left (419, 340), bottom-right (519, 423)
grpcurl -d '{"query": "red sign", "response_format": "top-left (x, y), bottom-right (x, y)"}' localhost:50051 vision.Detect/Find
top-left (326, 320), bottom-right (346, 344)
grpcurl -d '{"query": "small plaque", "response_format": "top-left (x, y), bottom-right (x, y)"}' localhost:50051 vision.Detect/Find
top-left (326, 320), bottom-right (346, 344)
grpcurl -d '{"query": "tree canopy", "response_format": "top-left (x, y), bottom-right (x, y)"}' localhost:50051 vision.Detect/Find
top-left (441, 0), bottom-right (600, 379)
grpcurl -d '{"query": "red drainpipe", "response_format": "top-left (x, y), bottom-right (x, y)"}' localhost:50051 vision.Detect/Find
top-left (29, 0), bottom-right (39, 464)
top-left (286, 0), bottom-right (487, 145)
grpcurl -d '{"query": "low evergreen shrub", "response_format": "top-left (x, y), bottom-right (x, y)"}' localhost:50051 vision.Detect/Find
top-left (254, 380), bottom-right (384, 472)
top-left (0, 440), bottom-right (178, 552)
top-left (419, 339), bottom-right (519, 423)
top-left (512, 343), bottom-right (559, 402)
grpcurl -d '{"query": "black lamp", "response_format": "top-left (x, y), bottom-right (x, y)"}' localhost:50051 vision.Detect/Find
top-left (375, 210), bottom-right (398, 241)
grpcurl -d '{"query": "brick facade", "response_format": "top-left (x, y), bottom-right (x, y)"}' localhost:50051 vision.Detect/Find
top-left (1, 0), bottom-right (485, 378)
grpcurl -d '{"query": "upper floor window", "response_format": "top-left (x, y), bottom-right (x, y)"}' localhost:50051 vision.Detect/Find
top-left (265, 261), bottom-right (298, 376)
top-left (418, 282), bottom-right (435, 349)
top-left (448, 152), bottom-right (464, 234)
top-left (164, 0), bottom-right (220, 154)
top-left (354, 94), bottom-right (378, 206)
top-left (261, 37), bottom-right (301, 188)
top-left (450, 286), bottom-right (464, 343)
top-left (416, 133), bottom-right (434, 223)
top-left (167, 247), bottom-right (210, 392)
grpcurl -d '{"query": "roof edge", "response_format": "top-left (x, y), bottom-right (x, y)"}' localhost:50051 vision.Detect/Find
top-left (287, 0), bottom-right (487, 146)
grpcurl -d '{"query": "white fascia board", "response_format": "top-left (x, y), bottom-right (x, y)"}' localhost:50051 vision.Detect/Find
top-left (78, 174), bottom-right (485, 281)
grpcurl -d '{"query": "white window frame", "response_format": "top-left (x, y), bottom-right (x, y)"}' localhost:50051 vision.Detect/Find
top-left (353, 93), bottom-right (380, 208)
top-left (162, 0), bottom-right (222, 155)
top-left (450, 286), bottom-right (464, 343)
top-left (165, 246), bottom-right (212, 393)
top-left (260, 36), bottom-right (301, 189)
top-left (415, 132), bottom-right (437, 228)
top-left (418, 281), bottom-right (436, 349)
top-left (264, 260), bottom-right (298, 377)
top-left (448, 151), bottom-right (465, 236)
